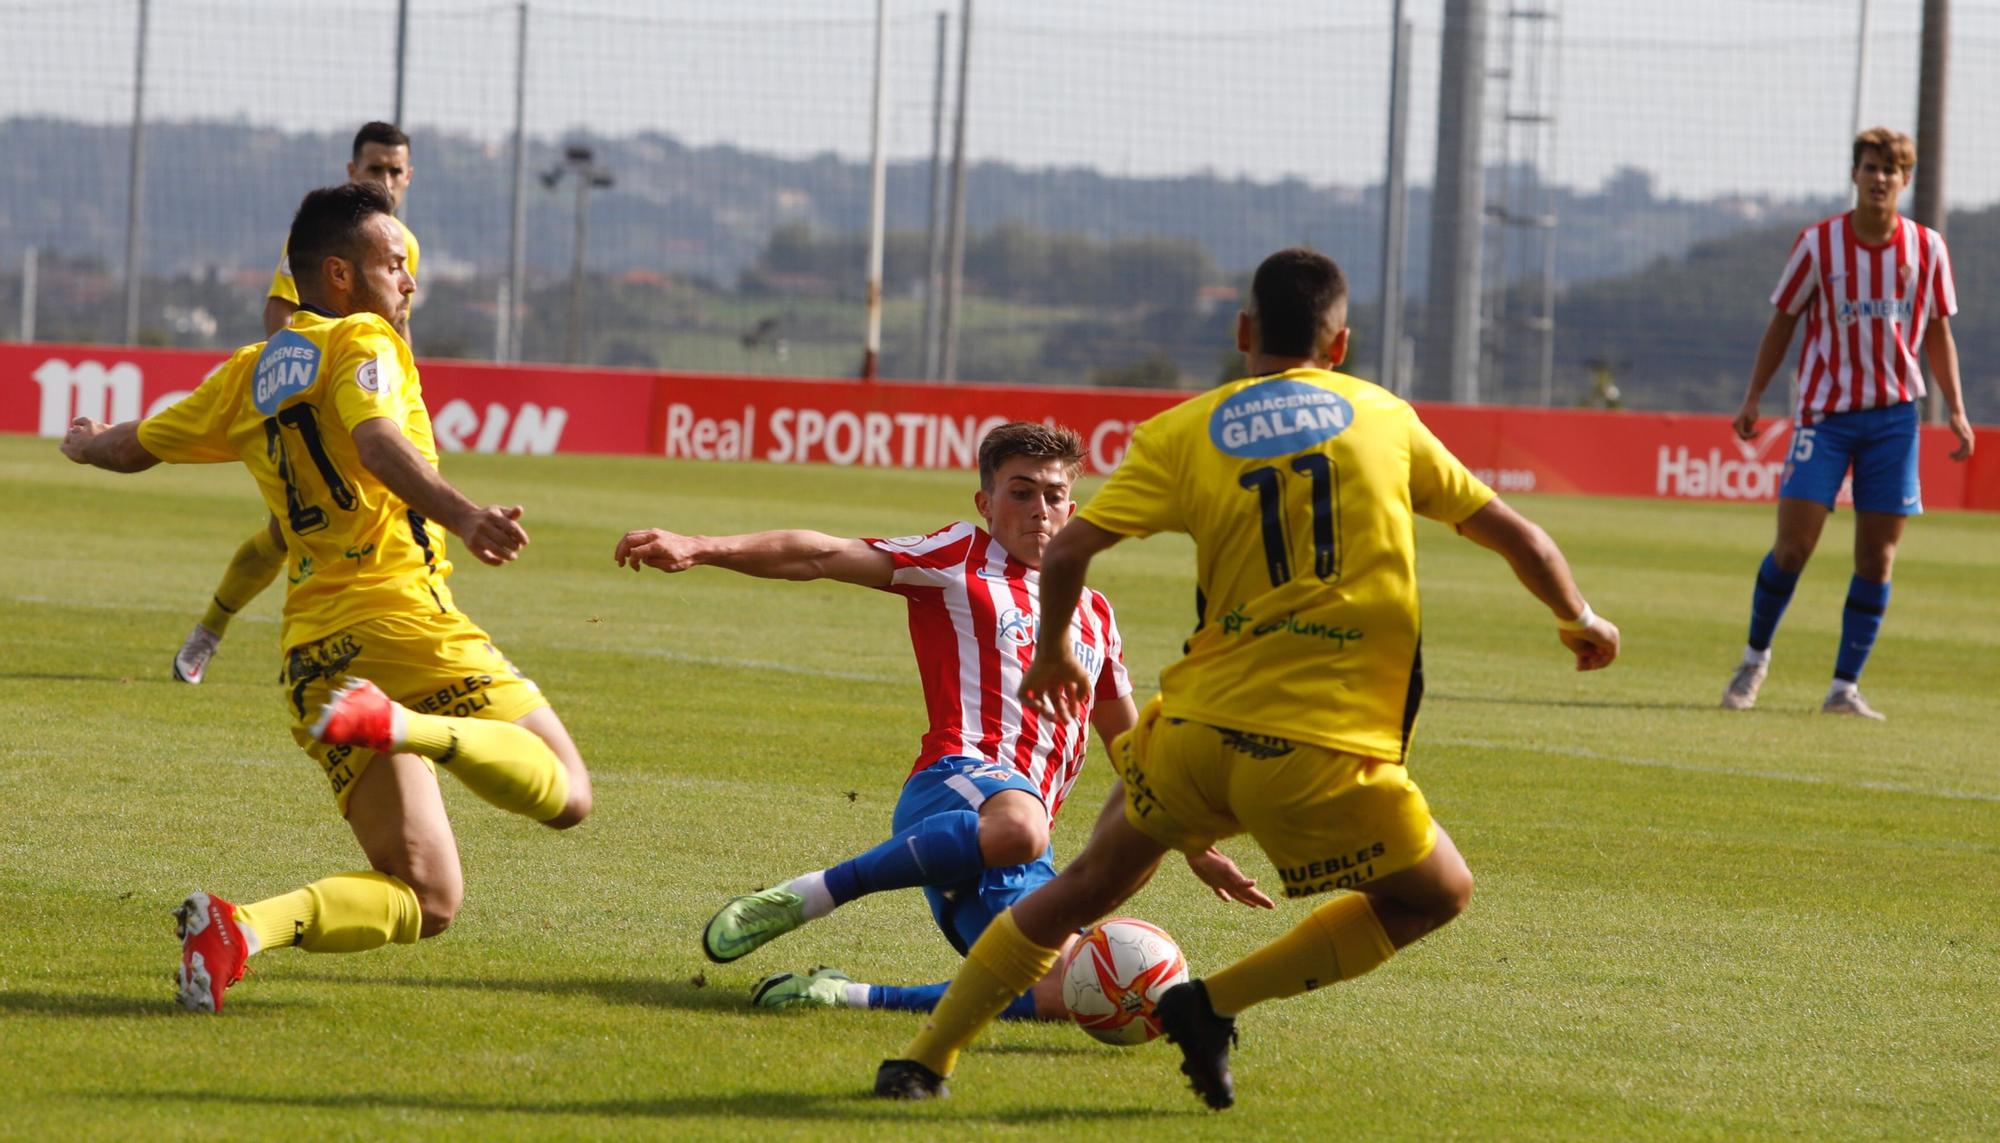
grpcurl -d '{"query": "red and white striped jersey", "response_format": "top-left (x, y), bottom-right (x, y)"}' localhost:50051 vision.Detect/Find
top-left (1770, 212), bottom-right (1957, 424)
top-left (868, 521), bottom-right (1132, 820)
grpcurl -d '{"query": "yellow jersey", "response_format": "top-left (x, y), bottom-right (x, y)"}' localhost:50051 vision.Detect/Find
top-left (136, 308), bottom-right (456, 650)
top-left (1080, 367), bottom-right (1494, 761)
top-left (267, 216), bottom-right (421, 305)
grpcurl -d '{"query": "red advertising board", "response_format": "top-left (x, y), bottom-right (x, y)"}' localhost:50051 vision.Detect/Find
top-left (5, 340), bottom-right (1994, 509)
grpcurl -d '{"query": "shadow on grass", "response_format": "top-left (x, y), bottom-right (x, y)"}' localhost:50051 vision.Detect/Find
top-left (273, 968), bottom-right (750, 1013)
top-left (0, 671), bottom-right (186, 686)
top-left (0, 988), bottom-right (306, 1018)
top-left (107, 1087), bottom-right (1182, 1125)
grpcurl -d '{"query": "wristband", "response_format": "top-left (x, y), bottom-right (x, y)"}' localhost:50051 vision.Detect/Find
top-left (1556, 602), bottom-right (1596, 632)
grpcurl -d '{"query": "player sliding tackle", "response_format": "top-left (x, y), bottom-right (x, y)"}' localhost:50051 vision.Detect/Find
top-left (615, 423), bottom-right (1271, 1020)
top-left (871, 248), bottom-right (1621, 1109)
top-left (62, 183), bottom-right (592, 1012)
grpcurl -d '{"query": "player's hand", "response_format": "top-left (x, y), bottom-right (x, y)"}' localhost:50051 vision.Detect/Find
top-left (1560, 614), bottom-right (1620, 671)
top-left (1947, 412), bottom-right (1975, 462)
top-left (1731, 400), bottom-right (1760, 442)
top-left (1019, 650), bottom-right (1091, 725)
top-left (59, 416), bottom-right (107, 464)
top-left (1185, 847), bottom-right (1275, 909)
top-left (458, 504), bottom-right (529, 566)
top-left (613, 528), bottom-right (706, 573)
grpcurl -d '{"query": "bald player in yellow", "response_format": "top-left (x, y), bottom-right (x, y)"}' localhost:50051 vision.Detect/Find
top-left (62, 182), bottom-right (593, 1014)
top-left (172, 121), bottom-right (422, 686)
top-left (872, 247), bottom-right (1622, 1108)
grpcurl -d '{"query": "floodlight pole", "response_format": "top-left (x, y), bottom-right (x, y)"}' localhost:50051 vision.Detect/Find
top-left (862, 0), bottom-right (890, 381)
top-left (939, 0), bottom-right (973, 382)
top-left (1377, 2), bottom-right (1412, 394)
top-left (1913, 0), bottom-right (1948, 423)
top-left (505, 1), bottom-right (529, 361)
top-left (920, 10), bottom-right (950, 379)
top-left (393, 0), bottom-right (410, 125)
top-left (548, 145), bottom-right (613, 365)
top-left (122, 0), bottom-right (149, 345)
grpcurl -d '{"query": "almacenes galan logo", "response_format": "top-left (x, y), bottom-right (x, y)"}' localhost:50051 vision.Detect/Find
top-left (1208, 377), bottom-right (1354, 458)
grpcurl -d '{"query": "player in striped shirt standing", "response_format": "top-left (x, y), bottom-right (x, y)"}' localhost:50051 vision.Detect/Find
top-left (614, 423), bottom-right (1271, 1020)
top-left (1723, 127), bottom-right (1975, 718)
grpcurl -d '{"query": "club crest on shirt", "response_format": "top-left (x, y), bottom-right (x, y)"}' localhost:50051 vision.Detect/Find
top-left (1209, 377), bottom-right (1353, 458)
top-left (252, 329), bottom-right (322, 413)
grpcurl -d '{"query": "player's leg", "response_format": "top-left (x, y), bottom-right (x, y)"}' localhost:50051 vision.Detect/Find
top-left (1727, 415), bottom-right (1857, 709)
top-left (311, 615), bottom-right (582, 825)
top-left (879, 706), bottom-right (1200, 1096)
top-left (1823, 405), bottom-right (1918, 718)
top-left (844, 841), bottom-right (1088, 1021)
top-left (879, 808), bottom-right (1170, 1098)
top-left (175, 515), bottom-right (287, 684)
top-left (704, 760), bottom-right (1044, 963)
top-left (175, 712), bottom-right (441, 1012)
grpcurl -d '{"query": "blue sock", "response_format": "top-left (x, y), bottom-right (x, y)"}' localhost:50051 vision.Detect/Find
top-left (1747, 552), bottom-right (1802, 652)
top-left (871, 981), bottom-right (1040, 1021)
top-left (821, 810), bottom-right (985, 906)
top-left (1834, 576), bottom-right (1891, 683)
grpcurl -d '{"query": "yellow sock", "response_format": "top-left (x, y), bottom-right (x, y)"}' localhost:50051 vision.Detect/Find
top-left (902, 909), bottom-right (1062, 1078)
top-left (201, 527), bottom-right (286, 634)
top-left (400, 711), bottom-right (571, 821)
top-left (232, 872), bottom-right (422, 954)
top-left (1204, 892), bottom-right (1394, 1017)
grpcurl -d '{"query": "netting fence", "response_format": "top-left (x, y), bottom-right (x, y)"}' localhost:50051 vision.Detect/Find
top-left (1, 0), bottom-right (1996, 413)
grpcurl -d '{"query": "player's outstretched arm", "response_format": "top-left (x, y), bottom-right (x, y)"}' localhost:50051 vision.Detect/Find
top-left (352, 417), bottom-right (527, 566)
top-left (1923, 316), bottom-right (1976, 462)
top-left (613, 528), bottom-right (894, 587)
top-left (1454, 497), bottom-right (1619, 671)
top-left (60, 417), bottom-right (161, 473)
top-left (1733, 309), bottom-right (1802, 441)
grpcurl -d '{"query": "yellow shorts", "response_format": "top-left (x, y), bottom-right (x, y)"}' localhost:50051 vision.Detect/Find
top-left (281, 610), bottom-right (549, 813)
top-left (1116, 695), bottom-right (1437, 900)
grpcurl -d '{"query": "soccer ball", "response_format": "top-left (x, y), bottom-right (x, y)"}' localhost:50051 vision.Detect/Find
top-left (1059, 917), bottom-right (1189, 1045)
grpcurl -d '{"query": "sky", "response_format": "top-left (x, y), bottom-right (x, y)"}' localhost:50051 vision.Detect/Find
top-left (2, 0), bottom-right (1998, 205)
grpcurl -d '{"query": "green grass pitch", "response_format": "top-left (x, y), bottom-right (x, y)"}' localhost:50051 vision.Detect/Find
top-left (2, 431), bottom-right (1995, 1139)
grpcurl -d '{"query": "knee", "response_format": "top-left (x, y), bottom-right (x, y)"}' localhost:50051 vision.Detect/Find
top-left (978, 807), bottom-right (1049, 868)
top-left (415, 882), bottom-right (462, 940)
top-left (1437, 866), bottom-right (1474, 924)
top-left (1770, 541), bottom-right (1813, 574)
top-left (1855, 549), bottom-right (1895, 582)
top-left (543, 784), bottom-right (592, 831)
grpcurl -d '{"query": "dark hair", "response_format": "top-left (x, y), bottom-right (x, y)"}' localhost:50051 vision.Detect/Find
top-left (1851, 126), bottom-right (1916, 175)
top-left (978, 422), bottom-right (1087, 490)
top-left (1250, 247), bottom-right (1349, 358)
top-left (287, 182), bottom-right (396, 293)
top-left (352, 121), bottom-right (410, 160)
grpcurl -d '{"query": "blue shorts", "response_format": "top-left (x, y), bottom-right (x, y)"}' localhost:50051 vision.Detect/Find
top-left (892, 756), bottom-right (1056, 956)
top-left (1779, 402), bottom-right (1923, 515)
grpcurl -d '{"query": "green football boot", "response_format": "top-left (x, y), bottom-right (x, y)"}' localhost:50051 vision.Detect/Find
top-left (751, 966), bottom-right (853, 1009)
top-left (701, 886), bottom-right (807, 963)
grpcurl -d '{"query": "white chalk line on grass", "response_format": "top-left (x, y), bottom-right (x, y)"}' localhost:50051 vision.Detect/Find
top-left (1436, 736), bottom-right (2000, 805)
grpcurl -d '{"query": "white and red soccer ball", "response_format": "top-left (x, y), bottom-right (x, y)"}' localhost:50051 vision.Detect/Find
top-left (1060, 917), bottom-right (1189, 1045)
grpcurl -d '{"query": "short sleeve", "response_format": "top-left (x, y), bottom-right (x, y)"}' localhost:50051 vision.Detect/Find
top-left (1771, 228), bottom-right (1817, 315)
top-left (134, 354), bottom-right (245, 464)
top-left (865, 522), bottom-right (976, 595)
top-left (326, 323), bottom-right (409, 434)
top-left (1931, 231), bottom-right (1958, 318)
top-left (1091, 596), bottom-right (1134, 703)
top-left (267, 241), bottom-right (299, 305)
top-left (1076, 418), bottom-right (1183, 538)
top-left (1406, 408), bottom-right (1495, 524)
